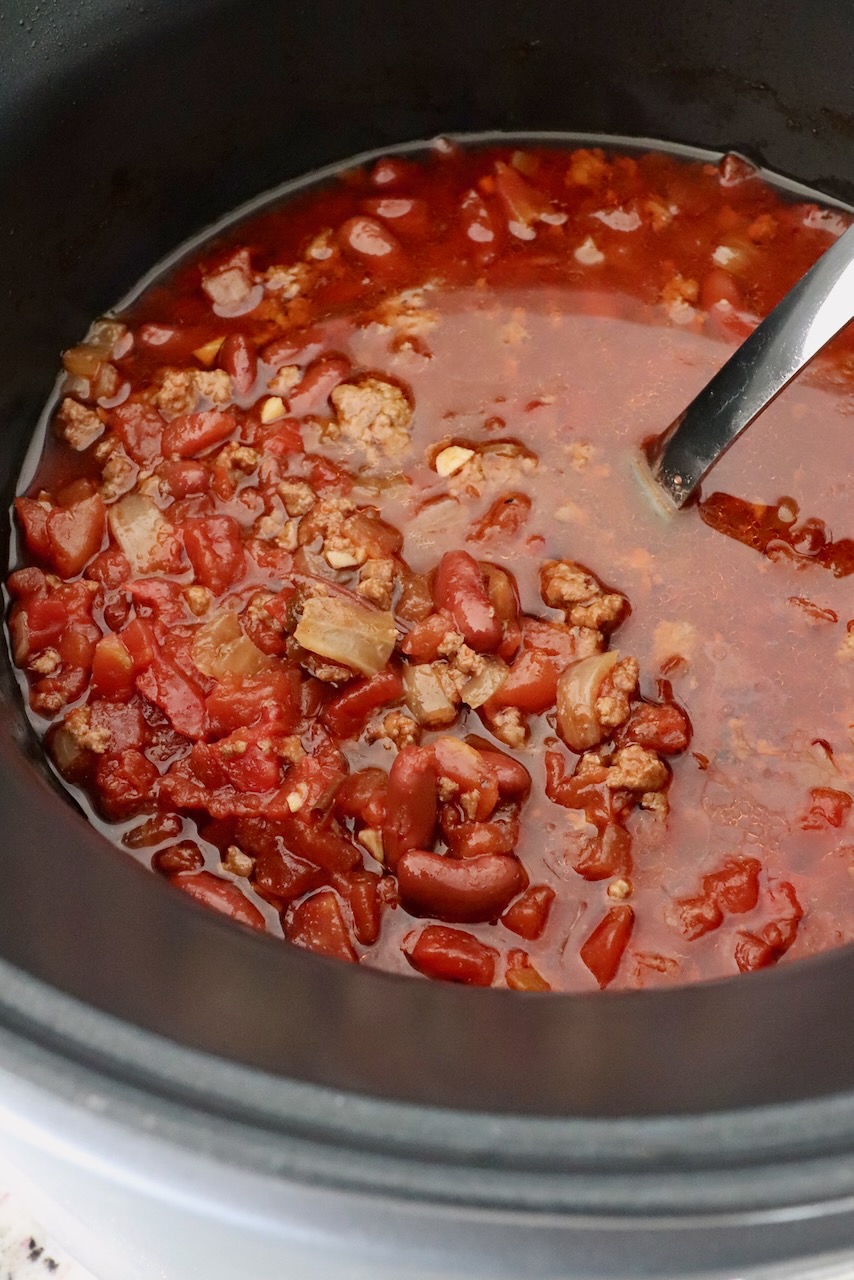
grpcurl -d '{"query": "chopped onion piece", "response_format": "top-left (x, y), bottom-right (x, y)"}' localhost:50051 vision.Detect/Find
top-left (192, 611), bottom-right (271, 680)
top-left (294, 595), bottom-right (396, 677)
top-left (461, 657), bottom-right (508, 708)
top-left (403, 662), bottom-right (458, 727)
top-left (108, 493), bottom-right (175, 573)
top-left (556, 650), bottom-right (619, 752)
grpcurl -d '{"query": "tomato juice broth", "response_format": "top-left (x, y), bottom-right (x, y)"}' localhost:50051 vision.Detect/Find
top-left (8, 139), bottom-right (854, 991)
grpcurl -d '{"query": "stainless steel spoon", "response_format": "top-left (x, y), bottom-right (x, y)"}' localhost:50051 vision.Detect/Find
top-left (644, 221), bottom-right (854, 509)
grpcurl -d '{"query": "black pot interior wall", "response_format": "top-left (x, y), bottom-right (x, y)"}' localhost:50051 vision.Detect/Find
top-left (0, 0), bottom-right (853, 1117)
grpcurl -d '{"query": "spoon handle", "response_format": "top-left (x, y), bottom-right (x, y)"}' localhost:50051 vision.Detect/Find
top-left (647, 221), bottom-right (854, 508)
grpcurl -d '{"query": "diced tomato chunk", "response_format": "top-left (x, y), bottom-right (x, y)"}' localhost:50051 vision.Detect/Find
top-left (136, 655), bottom-right (207, 739)
top-left (285, 889), bottom-right (357, 962)
top-left (46, 494), bottom-right (105, 576)
top-left (183, 515), bottom-right (246, 595)
top-left (112, 402), bottom-right (166, 465)
top-left (91, 634), bottom-right (135, 700)
top-left (15, 498), bottom-right (52, 560)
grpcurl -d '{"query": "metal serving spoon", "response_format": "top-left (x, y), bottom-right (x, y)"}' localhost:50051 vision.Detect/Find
top-left (644, 221), bottom-right (854, 509)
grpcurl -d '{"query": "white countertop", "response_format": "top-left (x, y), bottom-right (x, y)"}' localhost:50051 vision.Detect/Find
top-left (0, 1190), bottom-right (95, 1280)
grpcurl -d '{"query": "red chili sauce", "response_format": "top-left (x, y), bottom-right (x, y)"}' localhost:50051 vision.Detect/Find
top-left (8, 144), bottom-right (854, 991)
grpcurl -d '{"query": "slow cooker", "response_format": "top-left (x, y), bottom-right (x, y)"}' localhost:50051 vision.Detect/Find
top-left (2, 1), bottom-right (854, 1276)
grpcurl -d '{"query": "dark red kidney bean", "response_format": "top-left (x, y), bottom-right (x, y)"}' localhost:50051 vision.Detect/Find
top-left (382, 746), bottom-right (437, 871)
top-left (322, 669), bottom-right (404, 740)
top-left (151, 840), bottom-right (203, 873)
top-left (397, 850), bottom-right (526, 923)
top-left (285, 889), bottom-right (357, 962)
top-left (171, 869), bottom-right (266, 930)
top-left (218, 332), bottom-right (258, 396)
top-left (464, 736), bottom-right (531, 799)
top-left (580, 905), bottom-right (634, 988)
top-left (501, 884), bottom-right (555, 941)
top-left (433, 551), bottom-right (502, 652)
top-left (458, 188), bottom-right (503, 265)
top-left (260, 330), bottom-right (326, 369)
top-left (288, 355), bottom-right (351, 416)
top-left (124, 813), bottom-right (184, 850)
top-left (432, 737), bottom-right (499, 822)
top-left (370, 157), bottom-right (412, 187)
top-left (338, 216), bottom-right (408, 273)
top-left (405, 924), bottom-right (497, 986)
top-left (361, 196), bottom-right (430, 238)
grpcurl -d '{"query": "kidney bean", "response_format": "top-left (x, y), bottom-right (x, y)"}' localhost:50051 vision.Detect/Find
top-left (172, 869), bottom-right (267, 930)
top-left (397, 850), bottom-right (526, 923)
top-left (458, 189), bottom-right (504, 266)
top-left (288, 355), bottom-right (351, 416)
top-left (405, 924), bottom-right (497, 986)
top-left (361, 196), bottom-right (430, 238)
top-left (432, 736), bottom-right (499, 821)
top-left (326, 668), bottom-right (402, 743)
top-left (433, 551), bottom-right (501, 652)
top-left (338, 216), bottom-right (408, 273)
top-left (382, 745), bottom-right (437, 871)
top-left (260, 330), bottom-right (326, 370)
top-left (218, 332), bottom-right (257, 396)
top-left (580, 905), bottom-right (634, 988)
top-left (183, 515), bottom-right (246, 596)
top-left (152, 840), bottom-right (204, 874)
top-left (370, 157), bottom-right (413, 188)
top-left (464, 736), bottom-right (531, 799)
top-left (501, 884), bottom-right (555, 940)
top-left (285, 889), bottom-right (357, 962)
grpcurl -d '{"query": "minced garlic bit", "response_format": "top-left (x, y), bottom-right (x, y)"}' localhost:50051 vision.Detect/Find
top-left (260, 396), bottom-right (287, 423)
top-left (434, 445), bottom-right (475, 477)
